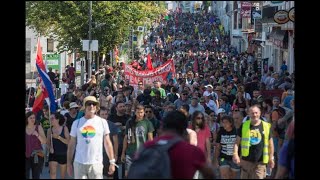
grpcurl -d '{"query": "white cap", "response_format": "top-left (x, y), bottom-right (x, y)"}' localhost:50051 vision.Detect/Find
top-left (217, 108), bottom-right (226, 114)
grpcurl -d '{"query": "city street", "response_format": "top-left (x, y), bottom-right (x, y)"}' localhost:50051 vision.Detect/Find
top-left (26, 1), bottom-right (295, 179)
top-left (39, 166), bottom-right (71, 179)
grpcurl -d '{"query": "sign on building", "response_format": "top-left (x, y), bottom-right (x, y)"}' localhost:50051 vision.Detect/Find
top-left (76, 60), bottom-right (81, 74)
top-left (270, 1), bottom-right (285, 7)
top-left (43, 54), bottom-right (60, 71)
top-left (82, 40), bottom-right (99, 51)
top-left (241, 2), bottom-right (252, 18)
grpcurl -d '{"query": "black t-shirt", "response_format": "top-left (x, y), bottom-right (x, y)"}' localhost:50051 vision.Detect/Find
top-left (64, 113), bottom-right (78, 132)
top-left (137, 94), bottom-right (152, 105)
top-left (48, 71), bottom-right (55, 82)
top-left (216, 127), bottom-right (237, 160)
top-left (165, 85), bottom-right (174, 93)
top-left (40, 116), bottom-right (50, 135)
top-left (108, 113), bottom-right (130, 157)
top-left (238, 122), bottom-right (271, 163)
top-left (222, 93), bottom-right (236, 105)
top-left (108, 113), bottom-right (130, 127)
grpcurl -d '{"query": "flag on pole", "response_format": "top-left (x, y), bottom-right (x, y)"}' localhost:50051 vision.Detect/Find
top-left (32, 38), bottom-right (56, 114)
top-left (147, 54), bottom-right (153, 70)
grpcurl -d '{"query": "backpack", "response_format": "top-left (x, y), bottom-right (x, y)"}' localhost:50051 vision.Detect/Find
top-left (127, 137), bottom-right (182, 179)
top-left (167, 93), bottom-right (179, 103)
top-left (273, 106), bottom-right (293, 130)
top-left (273, 106), bottom-right (286, 119)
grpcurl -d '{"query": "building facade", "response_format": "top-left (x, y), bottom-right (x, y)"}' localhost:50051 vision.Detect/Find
top-left (26, 27), bottom-right (74, 79)
top-left (214, 1), bottom-right (294, 74)
top-left (262, 1), bottom-right (294, 74)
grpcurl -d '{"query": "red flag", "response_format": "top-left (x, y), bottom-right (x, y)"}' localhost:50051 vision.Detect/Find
top-left (147, 54), bottom-right (153, 70)
top-left (32, 38), bottom-right (56, 113)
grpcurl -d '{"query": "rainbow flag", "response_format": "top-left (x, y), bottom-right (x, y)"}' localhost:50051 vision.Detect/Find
top-left (32, 38), bottom-right (56, 113)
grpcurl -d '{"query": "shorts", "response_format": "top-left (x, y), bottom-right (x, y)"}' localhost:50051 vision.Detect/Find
top-left (73, 161), bottom-right (103, 179)
top-left (219, 157), bottom-right (240, 171)
top-left (48, 153), bottom-right (67, 164)
top-left (125, 155), bottom-right (133, 172)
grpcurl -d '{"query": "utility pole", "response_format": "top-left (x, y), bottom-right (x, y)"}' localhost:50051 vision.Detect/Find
top-left (88, 1), bottom-right (92, 80)
top-left (132, 28), bottom-right (134, 60)
top-left (129, 27), bottom-right (134, 60)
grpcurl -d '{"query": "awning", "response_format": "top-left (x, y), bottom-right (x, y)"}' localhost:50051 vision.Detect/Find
top-left (268, 29), bottom-right (288, 48)
top-left (269, 29), bottom-right (286, 41)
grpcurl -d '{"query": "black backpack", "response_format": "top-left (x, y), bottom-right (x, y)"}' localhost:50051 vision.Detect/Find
top-left (127, 137), bottom-right (182, 179)
top-left (273, 107), bottom-right (292, 134)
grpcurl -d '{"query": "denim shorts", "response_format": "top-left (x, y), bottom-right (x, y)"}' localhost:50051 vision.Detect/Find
top-left (219, 157), bottom-right (240, 171)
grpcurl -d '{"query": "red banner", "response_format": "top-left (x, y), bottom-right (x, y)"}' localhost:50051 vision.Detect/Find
top-left (124, 60), bottom-right (176, 87)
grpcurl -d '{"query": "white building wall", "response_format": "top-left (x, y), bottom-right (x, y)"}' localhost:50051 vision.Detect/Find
top-left (26, 27), bottom-right (66, 78)
top-left (288, 34), bottom-right (294, 73)
top-left (214, 1), bottom-right (232, 41)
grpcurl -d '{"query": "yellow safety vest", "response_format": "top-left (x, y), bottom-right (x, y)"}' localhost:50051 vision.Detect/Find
top-left (241, 120), bottom-right (271, 164)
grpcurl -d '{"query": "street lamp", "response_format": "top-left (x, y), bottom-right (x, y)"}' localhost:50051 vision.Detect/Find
top-left (88, 1), bottom-right (92, 80)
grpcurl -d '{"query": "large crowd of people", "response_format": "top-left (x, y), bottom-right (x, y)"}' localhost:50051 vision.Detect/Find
top-left (26, 10), bottom-right (294, 179)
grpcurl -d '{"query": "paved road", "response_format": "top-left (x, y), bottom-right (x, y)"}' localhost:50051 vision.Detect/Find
top-left (39, 166), bottom-right (72, 179)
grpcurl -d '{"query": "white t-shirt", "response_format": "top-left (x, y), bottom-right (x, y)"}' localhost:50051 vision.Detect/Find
top-left (70, 115), bottom-right (110, 164)
top-left (186, 128), bottom-right (197, 146)
top-left (60, 83), bottom-right (69, 96)
top-left (60, 109), bottom-right (69, 116)
top-left (243, 93), bottom-right (252, 100)
top-left (203, 91), bottom-right (219, 101)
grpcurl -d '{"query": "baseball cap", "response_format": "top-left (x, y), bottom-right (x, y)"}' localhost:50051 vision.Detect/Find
top-left (217, 108), bottom-right (226, 114)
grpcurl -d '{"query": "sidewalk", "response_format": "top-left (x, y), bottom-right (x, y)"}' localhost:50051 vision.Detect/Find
top-left (39, 166), bottom-right (72, 179)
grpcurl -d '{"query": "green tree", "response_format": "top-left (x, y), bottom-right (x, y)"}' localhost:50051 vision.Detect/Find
top-left (26, 1), bottom-right (166, 55)
top-left (202, 1), bottom-right (211, 13)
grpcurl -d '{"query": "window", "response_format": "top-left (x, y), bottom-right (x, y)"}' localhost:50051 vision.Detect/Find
top-left (47, 38), bottom-right (54, 52)
top-left (26, 51), bottom-right (31, 63)
top-left (26, 38), bottom-right (31, 63)
top-left (239, 15), bottom-right (242, 29)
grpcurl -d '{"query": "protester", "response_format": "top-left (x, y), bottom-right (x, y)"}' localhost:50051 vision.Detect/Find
top-left (67, 96), bottom-right (116, 179)
top-left (47, 112), bottom-right (70, 179)
top-left (233, 105), bottom-right (275, 179)
top-left (26, 112), bottom-right (46, 179)
top-left (132, 110), bottom-right (215, 179)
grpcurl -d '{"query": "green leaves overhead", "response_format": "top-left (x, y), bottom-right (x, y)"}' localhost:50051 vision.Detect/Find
top-left (26, 1), bottom-right (166, 54)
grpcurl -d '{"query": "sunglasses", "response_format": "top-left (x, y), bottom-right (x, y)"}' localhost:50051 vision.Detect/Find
top-left (233, 109), bottom-right (239, 112)
top-left (182, 93), bottom-right (188, 95)
top-left (196, 116), bottom-right (204, 119)
top-left (145, 111), bottom-right (152, 113)
top-left (85, 102), bottom-right (97, 106)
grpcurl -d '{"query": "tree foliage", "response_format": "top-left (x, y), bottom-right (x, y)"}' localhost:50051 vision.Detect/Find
top-left (26, 1), bottom-right (167, 54)
top-left (203, 1), bottom-right (212, 13)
